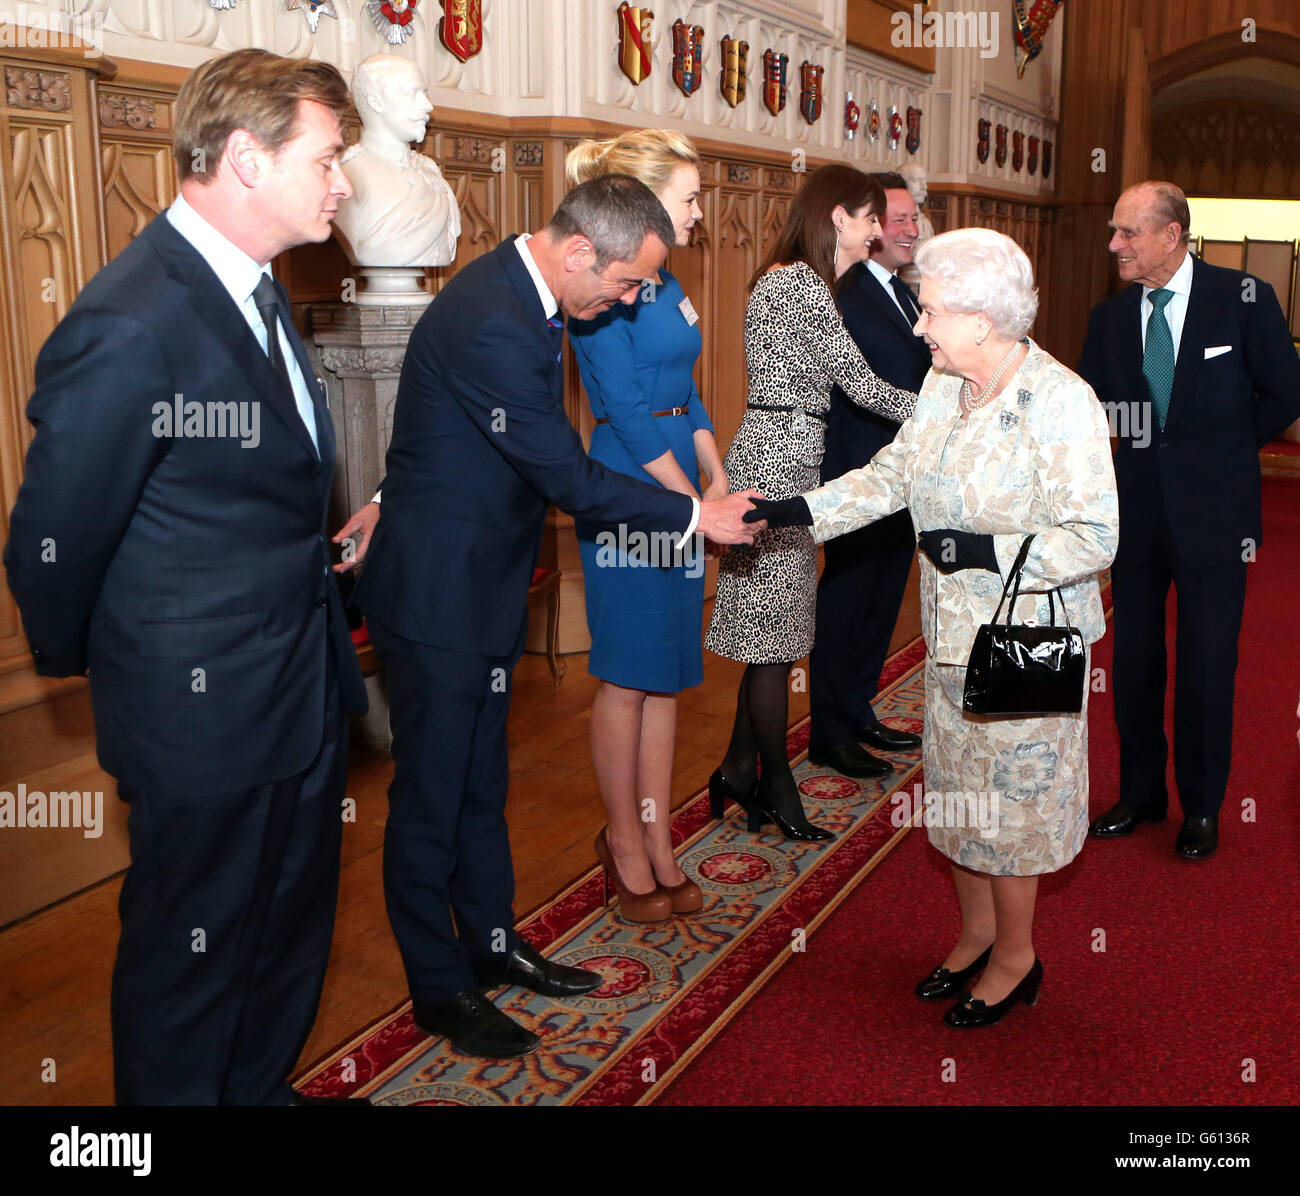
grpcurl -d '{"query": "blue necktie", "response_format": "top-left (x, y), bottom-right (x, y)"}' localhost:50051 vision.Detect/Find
top-left (547, 314), bottom-right (563, 362)
top-left (1143, 288), bottom-right (1175, 431)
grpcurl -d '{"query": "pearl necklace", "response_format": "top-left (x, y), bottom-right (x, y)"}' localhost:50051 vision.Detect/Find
top-left (962, 340), bottom-right (1026, 411)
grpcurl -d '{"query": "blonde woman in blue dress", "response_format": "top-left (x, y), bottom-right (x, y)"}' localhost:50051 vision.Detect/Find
top-left (566, 131), bottom-right (727, 921)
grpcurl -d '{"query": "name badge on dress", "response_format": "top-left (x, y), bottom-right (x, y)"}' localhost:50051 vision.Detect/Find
top-left (678, 296), bottom-right (699, 326)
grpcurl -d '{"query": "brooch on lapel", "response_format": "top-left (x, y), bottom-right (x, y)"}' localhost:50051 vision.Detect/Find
top-left (1016, 388), bottom-right (1033, 408)
top-left (1000, 410), bottom-right (1019, 431)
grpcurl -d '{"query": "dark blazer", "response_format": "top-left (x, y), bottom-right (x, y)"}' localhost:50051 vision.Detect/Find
top-left (1078, 255), bottom-right (1300, 569)
top-left (4, 212), bottom-right (367, 797)
top-left (356, 237), bottom-right (693, 655)
top-left (822, 262), bottom-right (932, 482)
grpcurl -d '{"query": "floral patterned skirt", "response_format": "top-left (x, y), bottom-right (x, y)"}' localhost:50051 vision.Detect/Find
top-left (922, 651), bottom-right (1090, 876)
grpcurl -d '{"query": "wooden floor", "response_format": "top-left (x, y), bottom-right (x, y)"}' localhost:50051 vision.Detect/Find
top-left (0, 576), bottom-right (919, 1105)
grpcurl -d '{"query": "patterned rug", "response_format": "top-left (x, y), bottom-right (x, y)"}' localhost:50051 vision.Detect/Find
top-left (294, 638), bottom-right (927, 1105)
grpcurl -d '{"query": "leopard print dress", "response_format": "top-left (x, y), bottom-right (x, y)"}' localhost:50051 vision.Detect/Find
top-left (705, 262), bottom-right (917, 664)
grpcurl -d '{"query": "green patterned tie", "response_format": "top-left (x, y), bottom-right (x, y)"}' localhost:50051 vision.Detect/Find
top-left (1143, 288), bottom-right (1175, 431)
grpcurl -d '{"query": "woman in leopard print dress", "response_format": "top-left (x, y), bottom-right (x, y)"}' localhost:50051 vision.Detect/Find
top-left (706, 166), bottom-right (917, 841)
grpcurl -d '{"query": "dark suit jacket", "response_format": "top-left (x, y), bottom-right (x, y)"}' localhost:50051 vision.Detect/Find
top-left (356, 237), bottom-right (693, 655)
top-left (822, 262), bottom-right (932, 483)
top-left (4, 212), bottom-right (366, 797)
top-left (1078, 254), bottom-right (1300, 570)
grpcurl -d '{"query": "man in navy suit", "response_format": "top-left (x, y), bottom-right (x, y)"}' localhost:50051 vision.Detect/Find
top-left (349, 176), bottom-right (764, 1058)
top-left (808, 172), bottom-right (928, 778)
top-left (1079, 180), bottom-right (1300, 859)
top-left (5, 50), bottom-right (366, 1104)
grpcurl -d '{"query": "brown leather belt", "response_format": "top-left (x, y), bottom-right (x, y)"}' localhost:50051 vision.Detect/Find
top-left (594, 406), bottom-right (688, 425)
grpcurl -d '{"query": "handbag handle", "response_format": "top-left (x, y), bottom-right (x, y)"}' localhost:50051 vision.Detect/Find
top-left (991, 535), bottom-right (1036, 627)
top-left (994, 533), bottom-right (1080, 631)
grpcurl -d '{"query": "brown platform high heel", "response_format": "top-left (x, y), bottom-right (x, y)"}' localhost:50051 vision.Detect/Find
top-left (658, 872), bottom-right (703, 915)
top-left (595, 828), bottom-right (672, 923)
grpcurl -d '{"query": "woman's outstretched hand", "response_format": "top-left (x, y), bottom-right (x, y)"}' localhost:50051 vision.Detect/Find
top-left (743, 495), bottom-right (812, 528)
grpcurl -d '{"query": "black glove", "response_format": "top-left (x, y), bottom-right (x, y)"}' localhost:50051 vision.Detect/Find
top-left (743, 496), bottom-right (812, 528)
top-left (917, 529), bottom-right (999, 574)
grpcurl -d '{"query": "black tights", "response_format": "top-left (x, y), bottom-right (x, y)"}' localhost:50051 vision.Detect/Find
top-left (721, 661), bottom-right (796, 795)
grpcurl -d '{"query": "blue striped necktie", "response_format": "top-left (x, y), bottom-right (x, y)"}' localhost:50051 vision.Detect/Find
top-left (1143, 288), bottom-right (1175, 430)
top-left (546, 314), bottom-right (563, 362)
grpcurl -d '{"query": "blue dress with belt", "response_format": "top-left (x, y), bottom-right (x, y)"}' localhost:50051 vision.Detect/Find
top-left (570, 270), bottom-right (713, 693)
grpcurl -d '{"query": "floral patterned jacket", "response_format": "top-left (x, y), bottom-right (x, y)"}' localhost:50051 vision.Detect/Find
top-left (804, 340), bottom-right (1120, 666)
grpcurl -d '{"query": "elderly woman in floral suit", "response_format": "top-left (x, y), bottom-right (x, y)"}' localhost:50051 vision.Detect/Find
top-left (748, 228), bottom-right (1119, 1028)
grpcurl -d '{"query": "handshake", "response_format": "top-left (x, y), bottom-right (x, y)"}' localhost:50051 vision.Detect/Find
top-left (696, 489), bottom-right (771, 545)
top-left (689, 492), bottom-right (816, 547)
top-left (333, 490), bottom-right (789, 576)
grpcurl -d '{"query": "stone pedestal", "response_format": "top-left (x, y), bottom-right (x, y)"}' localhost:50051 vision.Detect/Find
top-left (308, 302), bottom-right (424, 519)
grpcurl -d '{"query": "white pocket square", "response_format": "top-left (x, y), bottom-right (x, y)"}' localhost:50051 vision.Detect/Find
top-left (1204, 345), bottom-right (1232, 359)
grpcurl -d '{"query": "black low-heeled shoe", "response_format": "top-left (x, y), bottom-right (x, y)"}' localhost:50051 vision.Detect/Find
top-left (746, 776), bottom-right (834, 842)
top-left (708, 767), bottom-right (757, 819)
top-left (914, 944), bottom-right (994, 1000)
top-left (942, 958), bottom-right (1043, 1028)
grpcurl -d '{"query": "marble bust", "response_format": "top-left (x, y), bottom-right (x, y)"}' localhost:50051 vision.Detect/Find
top-left (899, 162), bottom-right (935, 243)
top-left (333, 55), bottom-right (461, 269)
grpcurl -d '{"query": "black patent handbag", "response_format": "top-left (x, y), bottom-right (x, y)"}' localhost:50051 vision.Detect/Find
top-left (962, 535), bottom-right (1086, 717)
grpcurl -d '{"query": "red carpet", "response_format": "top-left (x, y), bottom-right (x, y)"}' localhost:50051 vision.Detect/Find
top-left (660, 477), bottom-right (1300, 1105)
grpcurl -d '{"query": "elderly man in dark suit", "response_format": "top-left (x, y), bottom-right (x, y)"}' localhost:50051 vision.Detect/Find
top-left (4, 50), bottom-right (367, 1103)
top-left (809, 171), bottom-right (930, 778)
top-left (346, 176), bottom-right (763, 1059)
top-left (1078, 180), bottom-right (1300, 860)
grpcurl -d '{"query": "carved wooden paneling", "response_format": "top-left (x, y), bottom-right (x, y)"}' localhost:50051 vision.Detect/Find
top-left (98, 83), bottom-right (177, 260)
top-left (1, 54), bottom-right (105, 670)
top-left (712, 188), bottom-right (760, 450)
top-left (1151, 101), bottom-right (1300, 199)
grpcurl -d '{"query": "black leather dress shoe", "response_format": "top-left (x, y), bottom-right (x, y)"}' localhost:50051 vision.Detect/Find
top-left (914, 944), bottom-right (993, 1000)
top-left (1088, 800), bottom-right (1167, 838)
top-left (807, 742), bottom-right (892, 778)
top-left (856, 721), bottom-right (922, 751)
top-left (413, 991), bottom-right (540, 1058)
top-left (1175, 816), bottom-right (1218, 860)
top-left (472, 941), bottom-right (602, 997)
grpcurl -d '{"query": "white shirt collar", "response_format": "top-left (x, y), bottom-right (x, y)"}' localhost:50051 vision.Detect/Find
top-left (514, 233), bottom-right (559, 320)
top-left (167, 191), bottom-right (270, 308)
top-left (1143, 249), bottom-right (1193, 301)
top-left (865, 257), bottom-right (897, 288)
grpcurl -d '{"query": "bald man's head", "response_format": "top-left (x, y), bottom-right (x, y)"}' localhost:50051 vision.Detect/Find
top-left (1108, 180), bottom-right (1191, 289)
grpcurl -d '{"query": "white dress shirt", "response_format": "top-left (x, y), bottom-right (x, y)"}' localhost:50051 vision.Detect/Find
top-left (167, 193), bottom-right (319, 454)
top-left (866, 256), bottom-right (914, 322)
top-left (1139, 249), bottom-right (1194, 362)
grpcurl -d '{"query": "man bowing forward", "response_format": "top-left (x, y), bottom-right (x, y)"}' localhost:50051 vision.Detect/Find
top-left (344, 175), bottom-right (763, 1058)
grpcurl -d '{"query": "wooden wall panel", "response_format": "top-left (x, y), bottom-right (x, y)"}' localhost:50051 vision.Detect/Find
top-left (1140, 0), bottom-right (1300, 72)
top-left (1, 55), bottom-right (106, 674)
top-left (1151, 101), bottom-right (1300, 199)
